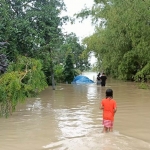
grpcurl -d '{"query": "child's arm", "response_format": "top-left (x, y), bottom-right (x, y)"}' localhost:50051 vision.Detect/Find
top-left (113, 101), bottom-right (117, 113)
top-left (114, 107), bottom-right (117, 113)
top-left (100, 102), bottom-right (104, 110)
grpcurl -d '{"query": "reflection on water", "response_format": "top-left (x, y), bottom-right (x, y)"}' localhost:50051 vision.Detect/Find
top-left (87, 84), bottom-right (98, 100)
top-left (0, 73), bottom-right (150, 150)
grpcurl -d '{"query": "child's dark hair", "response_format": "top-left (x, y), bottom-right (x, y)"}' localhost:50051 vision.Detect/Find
top-left (106, 89), bottom-right (113, 98)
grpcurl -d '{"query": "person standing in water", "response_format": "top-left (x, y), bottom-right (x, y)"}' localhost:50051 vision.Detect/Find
top-left (100, 73), bottom-right (107, 86)
top-left (97, 72), bottom-right (101, 85)
top-left (100, 89), bottom-right (117, 133)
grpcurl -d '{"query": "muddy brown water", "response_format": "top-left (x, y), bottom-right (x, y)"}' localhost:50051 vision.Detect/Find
top-left (0, 72), bottom-right (150, 150)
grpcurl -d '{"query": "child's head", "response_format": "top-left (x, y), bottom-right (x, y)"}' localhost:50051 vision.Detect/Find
top-left (106, 89), bottom-right (113, 98)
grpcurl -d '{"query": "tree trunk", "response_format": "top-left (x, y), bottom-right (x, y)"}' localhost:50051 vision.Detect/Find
top-left (49, 48), bottom-right (55, 90)
top-left (51, 70), bottom-right (55, 90)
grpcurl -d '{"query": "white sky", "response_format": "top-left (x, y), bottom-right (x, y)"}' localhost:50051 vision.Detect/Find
top-left (62, 0), bottom-right (97, 65)
top-left (62, 0), bottom-right (95, 39)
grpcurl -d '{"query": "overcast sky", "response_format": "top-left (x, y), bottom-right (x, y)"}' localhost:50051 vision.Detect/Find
top-left (62, 0), bottom-right (95, 39)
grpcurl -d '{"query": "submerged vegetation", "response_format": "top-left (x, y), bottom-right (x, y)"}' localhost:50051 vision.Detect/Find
top-left (0, 56), bottom-right (47, 117)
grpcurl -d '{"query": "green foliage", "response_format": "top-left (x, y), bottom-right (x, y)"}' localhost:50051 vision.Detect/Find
top-left (34, 50), bottom-right (52, 85)
top-left (138, 82), bottom-right (150, 90)
top-left (80, 0), bottom-right (150, 81)
top-left (1, 0), bottom-right (74, 88)
top-left (134, 62), bottom-right (150, 82)
top-left (0, 56), bottom-right (47, 117)
top-left (0, 54), bottom-right (8, 74)
top-left (0, 0), bottom-right (68, 60)
top-left (63, 54), bottom-right (78, 84)
top-left (54, 64), bottom-right (65, 83)
top-left (0, 0), bottom-right (96, 118)
top-left (0, 72), bottom-right (25, 116)
top-left (118, 51), bottom-right (140, 80)
top-left (0, 0), bottom-right (89, 89)
top-left (0, 0), bottom-right (38, 60)
top-left (26, 0), bottom-right (67, 89)
top-left (59, 33), bottom-right (91, 72)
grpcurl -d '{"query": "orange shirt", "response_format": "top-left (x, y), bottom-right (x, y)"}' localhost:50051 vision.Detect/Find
top-left (101, 98), bottom-right (117, 121)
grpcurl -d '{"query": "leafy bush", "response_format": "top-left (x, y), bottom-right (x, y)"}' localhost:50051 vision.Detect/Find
top-left (54, 64), bottom-right (65, 83)
top-left (0, 56), bottom-right (47, 117)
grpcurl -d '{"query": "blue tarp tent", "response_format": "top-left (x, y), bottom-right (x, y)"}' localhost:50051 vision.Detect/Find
top-left (72, 75), bottom-right (94, 84)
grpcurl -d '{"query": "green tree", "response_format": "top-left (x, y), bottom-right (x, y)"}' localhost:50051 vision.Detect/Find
top-left (59, 33), bottom-right (91, 72)
top-left (26, 0), bottom-right (67, 89)
top-left (0, 56), bottom-right (47, 117)
top-left (54, 64), bottom-right (64, 83)
top-left (1, 0), bottom-right (69, 87)
top-left (63, 54), bottom-right (77, 84)
top-left (78, 0), bottom-right (150, 81)
top-left (0, 0), bottom-right (38, 60)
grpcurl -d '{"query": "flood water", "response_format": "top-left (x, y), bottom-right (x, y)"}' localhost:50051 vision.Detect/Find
top-left (0, 72), bottom-right (150, 150)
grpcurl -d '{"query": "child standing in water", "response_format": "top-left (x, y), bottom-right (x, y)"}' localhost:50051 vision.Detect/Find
top-left (100, 89), bottom-right (117, 133)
